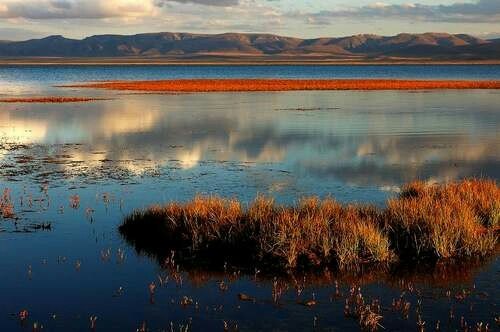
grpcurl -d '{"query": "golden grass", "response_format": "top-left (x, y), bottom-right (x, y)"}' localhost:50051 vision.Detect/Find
top-left (0, 188), bottom-right (15, 219)
top-left (120, 179), bottom-right (499, 271)
top-left (385, 179), bottom-right (499, 258)
top-left (69, 79), bottom-right (500, 92)
top-left (0, 97), bottom-right (105, 103)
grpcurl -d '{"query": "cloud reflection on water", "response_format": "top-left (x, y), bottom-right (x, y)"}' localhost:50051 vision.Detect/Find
top-left (1, 90), bottom-right (499, 191)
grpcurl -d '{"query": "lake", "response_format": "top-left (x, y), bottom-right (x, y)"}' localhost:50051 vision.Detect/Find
top-left (0, 65), bottom-right (499, 331)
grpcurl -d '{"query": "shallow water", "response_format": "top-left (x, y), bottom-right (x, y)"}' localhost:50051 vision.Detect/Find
top-left (0, 66), bottom-right (499, 331)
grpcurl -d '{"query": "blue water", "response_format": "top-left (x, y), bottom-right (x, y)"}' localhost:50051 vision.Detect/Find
top-left (1, 65), bottom-right (499, 331)
top-left (1, 65), bottom-right (500, 85)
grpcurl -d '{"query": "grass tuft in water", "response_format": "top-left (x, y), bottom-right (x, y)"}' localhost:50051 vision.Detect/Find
top-left (0, 188), bottom-right (15, 219)
top-left (120, 179), bottom-right (499, 271)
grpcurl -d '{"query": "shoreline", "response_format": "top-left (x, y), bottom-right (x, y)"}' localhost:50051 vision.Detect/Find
top-left (67, 79), bottom-right (500, 92)
top-left (2, 58), bottom-right (500, 66)
top-left (0, 97), bottom-right (107, 103)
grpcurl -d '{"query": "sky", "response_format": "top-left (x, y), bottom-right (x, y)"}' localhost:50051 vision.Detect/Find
top-left (0, 0), bottom-right (499, 40)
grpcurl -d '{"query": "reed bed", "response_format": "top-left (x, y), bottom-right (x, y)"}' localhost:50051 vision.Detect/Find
top-left (385, 179), bottom-right (499, 259)
top-left (120, 179), bottom-right (499, 271)
top-left (68, 79), bottom-right (500, 92)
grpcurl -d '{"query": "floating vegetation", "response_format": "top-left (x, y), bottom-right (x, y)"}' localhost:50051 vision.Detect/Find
top-left (275, 107), bottom-right (341, 112)
top-left (120, 179), bottom-right (499, 271)
top-left (0, 141), bottom-right (163, 185)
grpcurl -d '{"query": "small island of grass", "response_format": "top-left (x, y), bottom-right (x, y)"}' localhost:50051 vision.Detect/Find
top-left (120, 179), bottom-right (499, 272)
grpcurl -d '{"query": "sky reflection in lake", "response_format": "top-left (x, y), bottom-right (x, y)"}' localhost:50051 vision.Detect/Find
top-left (1, 89), bottom-right (499, 204)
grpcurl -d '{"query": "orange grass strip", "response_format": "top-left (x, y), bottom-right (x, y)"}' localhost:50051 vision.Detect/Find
top-left (69, 79), bottom-right (500, 92)
top-left (0, 97), bottom-right (106, 103)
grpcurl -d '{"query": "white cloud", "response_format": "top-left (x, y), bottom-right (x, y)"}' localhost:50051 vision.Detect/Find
top-left (0, 0), bottom-right (156, 19)
top-left (300, 0), bottom-right (500, 24)
top-left (155, 0), bottom-right (240, 7)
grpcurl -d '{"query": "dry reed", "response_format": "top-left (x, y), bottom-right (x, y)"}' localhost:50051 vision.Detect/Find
top-left (120, 179), bottom-right (499, 271)
top-left (385, 179), bottom-right (499, 258)
top-left (68, 79), bottom-right (500, 92)
top-left (0, 188), bottom-right (15, 219)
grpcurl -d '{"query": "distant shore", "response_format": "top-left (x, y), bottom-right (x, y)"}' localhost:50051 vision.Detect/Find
top-left (2, 57), bottom-right (500, 66)
top-left (66, 79), bottom-right (500, 92)
top-left (0, 97), bottom-right (106, 103)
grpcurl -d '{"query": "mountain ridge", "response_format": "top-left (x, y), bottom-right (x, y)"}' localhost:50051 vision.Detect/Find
top-left (0, 32), bottom-right (499, 60)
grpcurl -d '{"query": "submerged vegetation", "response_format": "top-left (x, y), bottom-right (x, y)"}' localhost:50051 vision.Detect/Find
top-left (120, 179), bottom-right (499, 271)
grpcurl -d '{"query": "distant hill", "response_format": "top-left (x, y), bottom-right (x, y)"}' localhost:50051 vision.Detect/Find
top-left (0, 32), bottom-right (499, 60)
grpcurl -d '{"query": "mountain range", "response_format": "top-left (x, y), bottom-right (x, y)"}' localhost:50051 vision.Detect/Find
top-left (1, 32), bottom-right (499, 60)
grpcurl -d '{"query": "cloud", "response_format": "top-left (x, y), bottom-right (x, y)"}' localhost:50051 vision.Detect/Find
top-left (155, 0), bottom-right (240, 7)
top-left (0, 27), bottom-right (47, 40)
top-left (301, 0), bottom-right (500, 24)
top-left (474, 32), bottom-right (500, 40)
top-left (151, 0), bottom-right (283, 33)
top-left (0, 0), bottom-right (155, 19)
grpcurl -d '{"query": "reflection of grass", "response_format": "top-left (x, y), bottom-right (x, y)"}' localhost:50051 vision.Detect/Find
top-left (120, 179), bottom-right (499, 271)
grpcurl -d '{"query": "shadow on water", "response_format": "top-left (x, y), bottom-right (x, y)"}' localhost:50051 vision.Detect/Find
top-left (122, 229), bottom-right (499, 331)
top-left (124, 225), bottom-right (498, 288)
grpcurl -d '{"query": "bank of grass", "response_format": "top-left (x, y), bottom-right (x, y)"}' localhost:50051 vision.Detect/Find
top-left (67, 79), bottom-right (500, 92)
top-left (120, 179), bottom-right (499, 271)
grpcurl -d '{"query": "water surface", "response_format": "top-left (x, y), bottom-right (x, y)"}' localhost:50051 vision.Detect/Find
top-left (0, 65), bottom-right (499, 331)
top-left (2, 64), bottom-right (500, 95)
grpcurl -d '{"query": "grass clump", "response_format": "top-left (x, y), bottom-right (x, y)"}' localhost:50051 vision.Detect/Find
top-left (120, 179), bottom-right (499, 272)
top-left (249, 197), bottom-right (392, 269)
top-left (385, 179), bottom-right (499, 259)
top-left (0, 189), bottom-right (15, 219)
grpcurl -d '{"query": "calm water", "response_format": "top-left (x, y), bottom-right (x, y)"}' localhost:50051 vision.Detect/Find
top-left (0, 66), bottom-right (499, 331)
top-left (2, 64), bottom-right (500, 95)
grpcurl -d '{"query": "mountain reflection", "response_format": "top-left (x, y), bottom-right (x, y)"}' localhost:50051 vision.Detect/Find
top-left (1, 91), bottom-right (499, 188)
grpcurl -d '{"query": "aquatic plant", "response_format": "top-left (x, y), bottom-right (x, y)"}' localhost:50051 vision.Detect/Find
top-left (120, 179), bottom-right (499, 271)
top-left (385, 179), bottom-right (499, 258)
top-left (89, 316), bottom-right (97, 331)
top-left (0, 188), bottom-right (15, 219)
top-left (69, 194), bottom-right (80, 209)
top-left (18, 309), bottom-right (28, 322)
